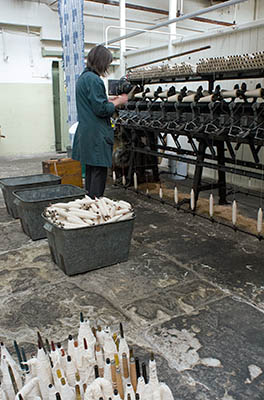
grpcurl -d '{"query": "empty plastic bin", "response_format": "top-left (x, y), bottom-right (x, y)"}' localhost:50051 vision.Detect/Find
top-left (13, 184), bottom-right (86, 241)
top-left (42, 214), bottom-right (135, 276)
top-left (0, 174), bottom-right (61, 218)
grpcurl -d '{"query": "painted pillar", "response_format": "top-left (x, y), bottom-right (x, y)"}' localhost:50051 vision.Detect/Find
top-left (119, 0), bottom-right (126, 76)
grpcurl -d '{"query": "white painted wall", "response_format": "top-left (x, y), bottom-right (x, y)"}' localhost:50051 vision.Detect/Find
top-left (0, 28), bottom-right (56, 156)
top-left (0, 0), bottom-right (57, 156)
top-left (0, 0), bottom-right (171, 156)
top-left (0, 31), bottom-right (53, 84)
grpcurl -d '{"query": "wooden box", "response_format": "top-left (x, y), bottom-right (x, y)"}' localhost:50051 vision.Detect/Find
top-left (42, 158), bottom-right (83, 188)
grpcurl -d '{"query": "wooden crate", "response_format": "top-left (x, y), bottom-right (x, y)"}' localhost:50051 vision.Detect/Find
top-left (42, 158), bottom-right (83, 188)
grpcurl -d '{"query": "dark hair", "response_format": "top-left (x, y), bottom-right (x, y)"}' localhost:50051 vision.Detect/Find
top-left (86, 45), bottom-right (113, 76)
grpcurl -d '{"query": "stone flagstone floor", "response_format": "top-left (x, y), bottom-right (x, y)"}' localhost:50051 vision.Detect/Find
top-left (0, 154), bottom-right (264, 399)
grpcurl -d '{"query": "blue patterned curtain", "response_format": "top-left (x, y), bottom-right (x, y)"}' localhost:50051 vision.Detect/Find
top-left (58, 0), bottom-right (85, 126)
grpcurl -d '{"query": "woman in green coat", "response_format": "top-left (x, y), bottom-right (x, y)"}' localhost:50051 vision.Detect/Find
top-left (72, 45), bottom-right (128, 198)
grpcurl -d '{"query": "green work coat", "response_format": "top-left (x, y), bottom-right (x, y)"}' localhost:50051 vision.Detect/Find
top-left (72, 68), bottom-right (115, 167)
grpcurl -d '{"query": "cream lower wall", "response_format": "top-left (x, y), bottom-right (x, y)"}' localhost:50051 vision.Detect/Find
top-left (0, 83), bottom-right (56, 156)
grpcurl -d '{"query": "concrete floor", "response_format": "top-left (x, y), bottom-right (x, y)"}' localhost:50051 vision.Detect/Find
top-left (1, 154), bottom-right (264, 399)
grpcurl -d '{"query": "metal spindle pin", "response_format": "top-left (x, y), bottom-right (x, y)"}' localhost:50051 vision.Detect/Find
top-left (122, 175), bottom-right (126, 186)
top-left (112, 171), bottom-right (116, 184)
top-left (209, 193), bottom-right (214, 218)
top-left (8, 365), bottom-right (18, 394)
top-left (174, 186), bottom-right (178, 205)
top-left (190, 189), bottom-right (195, 211)
top-left (257, 207), bottom-right (263, 235)
top-left (232, 200), bottom-right (237, 226)
top-left (21, 347), bottom-right (29, 373)
top-left (141, 362), bottom-right (148, 384)
top-left (133, 172), bottom-right (138, 190)
top-left (14, 340), bottom-right (23, 371)
top-left (94, 364), bottom-right (99, 379)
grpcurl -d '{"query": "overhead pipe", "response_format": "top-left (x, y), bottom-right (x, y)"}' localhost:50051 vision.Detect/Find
top-left (123, 17), bottom-right (264, 58)
top-left (170, 17), bottom-right (264, 46)
top-left (99, 0), bottom-right (249, 46)
top-left (105, 26), bottom-right (182, 47)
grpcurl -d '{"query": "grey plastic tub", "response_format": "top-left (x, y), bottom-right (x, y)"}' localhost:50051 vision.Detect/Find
top-left (0, 174), bottom-right (61, 218)
top-left (13, 184), bottom-right (86, 241)
top-left (42, 213), bottom-right (135, 276)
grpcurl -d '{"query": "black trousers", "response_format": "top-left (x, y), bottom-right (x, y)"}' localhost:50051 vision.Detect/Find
top-left (85, 165), bottom-right (108, 198)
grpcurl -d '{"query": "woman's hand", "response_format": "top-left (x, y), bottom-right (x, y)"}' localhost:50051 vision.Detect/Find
top-left (108, 95), bottom-right (118, 101)
top-left (109, 94), bottom-right (128, 107)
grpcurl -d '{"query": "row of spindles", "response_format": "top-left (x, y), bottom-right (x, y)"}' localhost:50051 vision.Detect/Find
top-left (113, 172), bottom-right (264, 237)
top-left (128, 62), bottom-right (195, 79)
top-left (127, 51), bottom-right (264, 79)
top-left (197, 52), bottom-right (264, 74)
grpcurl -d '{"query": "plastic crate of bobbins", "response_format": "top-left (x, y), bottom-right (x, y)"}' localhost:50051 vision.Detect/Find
top-left (42, 196), bottom-right (135, 276)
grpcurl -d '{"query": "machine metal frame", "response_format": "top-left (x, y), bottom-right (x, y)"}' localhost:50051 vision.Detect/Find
top-left (115, 68), bottom-right (264, 209)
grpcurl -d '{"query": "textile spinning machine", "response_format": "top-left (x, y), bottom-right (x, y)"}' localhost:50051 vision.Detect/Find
top-left (112, 51), bottom-right (264, 218)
